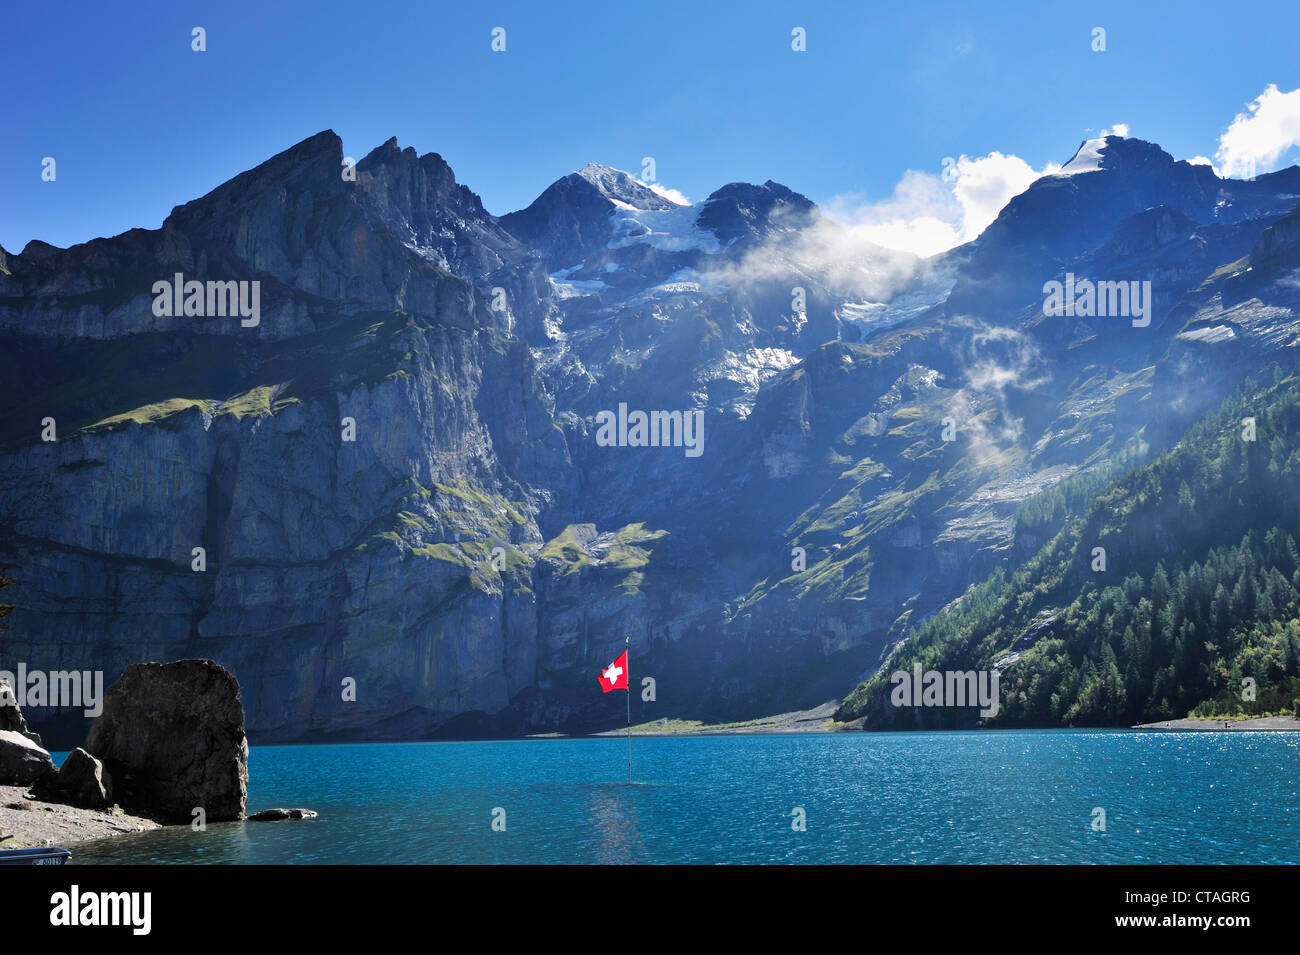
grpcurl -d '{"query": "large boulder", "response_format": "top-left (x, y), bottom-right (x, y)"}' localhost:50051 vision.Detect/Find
top-left (0, 680), bottom-right (43, 747)
top-left (0, 729), bottom-right (54, 785)
top-left (83, 660), bottom-right (248, 823)
top-left (34, 747), bottom-right (113, 809)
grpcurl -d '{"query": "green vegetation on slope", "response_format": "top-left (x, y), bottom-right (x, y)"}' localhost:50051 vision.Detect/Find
top-left (360, 477), bottom-right (539, 594)
top-left (838, 367), bottom-right (1300, 727)
top-left (539, 522), bottom-right (668, 594)
top-left (81, 383), bottom-right (304, 433)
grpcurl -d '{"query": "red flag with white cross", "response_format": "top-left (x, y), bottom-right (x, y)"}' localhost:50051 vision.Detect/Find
top-left (599, 651), bottom-right (629, 693)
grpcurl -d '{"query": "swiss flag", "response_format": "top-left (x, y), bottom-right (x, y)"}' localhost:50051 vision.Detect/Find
top-left (599, 651), bottom-right (629, 693)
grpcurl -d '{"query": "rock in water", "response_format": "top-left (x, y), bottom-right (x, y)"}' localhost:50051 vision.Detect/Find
top-left (34, 747), bottom-right (113, 809)
top-left (0, 729), bottom-right (55, 786)
top-left (84, 660), bottom-right (248, 823)
top-left (247, 808), bottom-right (318, 821)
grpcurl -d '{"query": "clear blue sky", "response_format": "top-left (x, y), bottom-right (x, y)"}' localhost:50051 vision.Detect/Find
top-left (3, 0), bottom-right (1299, 252)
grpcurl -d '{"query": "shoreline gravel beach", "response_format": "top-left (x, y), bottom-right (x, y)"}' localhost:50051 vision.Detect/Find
top-left (0, 784), bottom-right (160, 850)
top-left (1131, 716), bottom-right (1300, 731)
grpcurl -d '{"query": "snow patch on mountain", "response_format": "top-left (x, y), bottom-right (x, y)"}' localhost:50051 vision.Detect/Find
top-left (549, 265), bottom-right (609, 299)
top-left (700, 346), bottom-right (802, 417)
top-left (835, 262), bottom-right (957, 333)
top-left (622, 268), bottom-right (730, 305)
top-left (608, 205), bottom-right (722, 253)
top-left (576, 162), bottom-right (678, 210)
top-left (1057, 138), bottom-right (1111, 176)
top-left (1177, 324), bottom-right (1237, 344)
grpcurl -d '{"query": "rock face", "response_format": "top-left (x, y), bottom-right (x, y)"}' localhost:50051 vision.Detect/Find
top-left (0, 730), bottom-right (54, 786)
top-left (83, 660), bottom-right (247, 823)
top-left (34, 748), bottom-right (112, 810)
top-left (0, 682), bottom-right (43, 747)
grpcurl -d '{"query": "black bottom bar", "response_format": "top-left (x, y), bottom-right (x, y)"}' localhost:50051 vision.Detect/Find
top-left (3, 864), bottom-right (1278, 942)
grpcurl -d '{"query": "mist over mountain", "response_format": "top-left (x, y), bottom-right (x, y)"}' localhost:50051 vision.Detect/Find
top-left (2, 130), bottom-right (1298, 744)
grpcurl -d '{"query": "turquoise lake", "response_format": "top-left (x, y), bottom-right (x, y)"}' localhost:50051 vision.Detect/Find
top-left (66, 730), bottom-right (1300, 864)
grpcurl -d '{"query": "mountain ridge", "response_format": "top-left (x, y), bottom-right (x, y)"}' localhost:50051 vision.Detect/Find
top-left (2, 129), bottom-right (1299, 744)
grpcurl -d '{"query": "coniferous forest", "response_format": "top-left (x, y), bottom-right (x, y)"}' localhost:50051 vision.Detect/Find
top-left (838, 368), bottom-right (1300, 727)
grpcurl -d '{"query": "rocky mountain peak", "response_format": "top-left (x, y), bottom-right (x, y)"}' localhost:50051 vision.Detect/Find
top-left (951, 135), bottom-right (1300, 317)
top-left (1056, 135), bottom-right (1182, 177)
top-left (499, 163), bottom-right (679, 267)
top-left (353, 135), bottom-right (521, 278)
top-left (168, 129), bottom-right (346, 228)
top-left (358, 136), bottom-right (474, 206)
top-left (574, 162), bottom-right (680, 210)
top-left (697, 180), bottom-right (817, 245)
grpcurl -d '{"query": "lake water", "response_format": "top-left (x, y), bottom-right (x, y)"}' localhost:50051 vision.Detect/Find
top-left (67, 730), bottom-right (1300, 864)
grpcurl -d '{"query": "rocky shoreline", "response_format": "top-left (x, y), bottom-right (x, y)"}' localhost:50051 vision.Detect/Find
top-left (0, 659), bottom-right (251, 853)
top-left (593, 706), bottom-right (1300, 736)
top-left (588, 701), bottom-right (863, 737)
top-left (1131, 716), bottom-right (1300, 731)
top-left (0, 784), bottom-right (159, 849)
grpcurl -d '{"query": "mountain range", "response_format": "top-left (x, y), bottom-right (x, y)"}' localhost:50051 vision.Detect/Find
top-left (2, 130), bottom-right (1299, 743)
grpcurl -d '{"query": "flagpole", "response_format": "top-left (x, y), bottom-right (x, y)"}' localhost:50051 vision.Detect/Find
top-left (626, 634), bottom-right (631, 784)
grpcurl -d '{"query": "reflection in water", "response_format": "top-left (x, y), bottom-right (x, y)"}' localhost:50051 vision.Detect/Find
top-left (584, 785), bottom-right (643, 864)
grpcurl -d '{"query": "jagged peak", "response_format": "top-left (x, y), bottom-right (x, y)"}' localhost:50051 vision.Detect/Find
top-left (263, 129), bottom-right (344, 169)
top-left (352, 138), bottom-right (493, 233)
top-left (166, 129), bottom-right (345, 228)
top-left (1056, 135), bottom-right (1183, 177)
top-left (575, 161), bottom-right (635, 186)
top-left (570, 162), bottom-right (680, 209)
top-left (357, 136), bottom-right (457, 176)
top-left (1057, 135), bottom-right (1122, 175)
top-left (576, 160), bottom-right (626, 178)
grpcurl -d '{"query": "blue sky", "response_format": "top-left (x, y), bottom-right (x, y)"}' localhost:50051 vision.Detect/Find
top-left (4, 0), bottom-right (1300, 254)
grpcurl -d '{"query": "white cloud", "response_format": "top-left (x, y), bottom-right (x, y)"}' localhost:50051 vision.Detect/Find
top-left (943, 318), bottom-right (1051, 466)
top-left (706, 203), bottom-right (924, 304)
top-left (1101, 123), bottom-right (1130, 138)
top-left (646, 181), bottom-right (691, 205)
top-left (819, 151), bottom-right (1060, 257)
top-left (703, 151), bottom-right (1067, 308)
top-left (1187, 155), bottom-right (1214, 166)
top-left (1215, 84), bottom-right (1300, 179)
top-left (952, 152), bottom-right (1058, 239)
